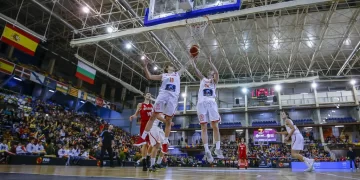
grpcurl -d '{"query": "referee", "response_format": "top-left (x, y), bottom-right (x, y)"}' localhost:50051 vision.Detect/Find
top-left (99, 125), bottom-right (115, 167)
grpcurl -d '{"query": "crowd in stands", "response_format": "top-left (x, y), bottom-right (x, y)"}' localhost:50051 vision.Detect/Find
top-left (0, 90), bottom-right (139, 165)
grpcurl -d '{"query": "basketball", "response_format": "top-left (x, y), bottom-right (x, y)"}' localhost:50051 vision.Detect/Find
top-left (190, 45), bottom-right (199, 58)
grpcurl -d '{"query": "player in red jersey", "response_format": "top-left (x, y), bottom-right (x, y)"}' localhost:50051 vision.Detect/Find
top-left (237, 137), bottom-right (248, 169)
top-left (130, 92), bottom-right (153, 171)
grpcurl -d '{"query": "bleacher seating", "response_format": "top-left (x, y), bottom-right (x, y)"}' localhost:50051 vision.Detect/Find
top-left (188, 122), bottom-right (242, 129)
top-left (326, 117), bottom-right (356, 123)
top-left (172, 124), bottom-right (182, 129)
top-left (252, 120), bottom-right (278, 127)
top-left (293, 119), bottom-right (314, 125)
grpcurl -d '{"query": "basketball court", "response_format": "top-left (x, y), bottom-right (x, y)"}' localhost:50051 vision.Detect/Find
top-left (0, 165), bottom-right (359, 180)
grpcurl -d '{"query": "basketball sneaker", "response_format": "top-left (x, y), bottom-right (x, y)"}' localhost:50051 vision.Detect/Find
top-left (304, 159), bottom-right (314, 172)
top-left (204, 151), bottom-right (214, 163)
top-left (214, 149), bottom-right (224, 159)
top-left (134, 137), bottom-right (146, 146)
top-left (149, 165), bottom-right (157, 172)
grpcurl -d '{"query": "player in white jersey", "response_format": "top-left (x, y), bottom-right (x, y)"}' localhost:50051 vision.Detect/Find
top-left (148, 117), bottom-right (167, 172)
top-left (141, 58), bottom-right (189, 154)
top-left (276, 111), bottom-right (315, 172)
top-left (191, 57), bottom-right (224, 163)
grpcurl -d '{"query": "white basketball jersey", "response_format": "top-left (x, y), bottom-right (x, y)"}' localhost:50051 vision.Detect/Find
top-left (285, 119), bottom-right (301, 135)
top-left (198, 78), bottom-right (216, 102)
top-left (152, 119), bottom-right (160, 128)
top-left (159, 72), bottom-right (180, 96)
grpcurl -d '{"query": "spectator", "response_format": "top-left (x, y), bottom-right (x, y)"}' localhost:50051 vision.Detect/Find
top-left (16, 142), bottom-right (26, 154)
top-left (347, 147), bottom-right (358, 170)
top-left (35, 141), bottom-right (46, 155)
top-left (26, 139), bottom-right (36, 154)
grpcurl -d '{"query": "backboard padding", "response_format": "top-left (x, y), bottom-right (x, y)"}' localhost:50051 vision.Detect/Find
top-left (145, 0), bottom-right (241, 26)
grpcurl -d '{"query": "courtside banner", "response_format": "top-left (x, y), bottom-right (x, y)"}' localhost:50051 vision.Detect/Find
top-left (291, 161), bottom-right (351, 171)
top-left (1, 24), bottom-right (40, 56)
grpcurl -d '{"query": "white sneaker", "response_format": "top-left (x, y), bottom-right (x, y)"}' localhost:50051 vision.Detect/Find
top-left (308, 159), bottom-right (315, 171)
top-left (204, 151), bottom-right (214, 163)
top-left (303, 159), bottom-right (314, 172)
top-left (214, 149), bottom-right (224, 159)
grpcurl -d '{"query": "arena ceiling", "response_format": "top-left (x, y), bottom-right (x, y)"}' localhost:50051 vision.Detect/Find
top-left (1, 0), bottom-right (360, 93)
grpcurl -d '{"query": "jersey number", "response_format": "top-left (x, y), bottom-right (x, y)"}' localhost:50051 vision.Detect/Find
top-left (147, 112), bottom-right (152, 117)
top-left (170, 78), bottom-right (174, 82)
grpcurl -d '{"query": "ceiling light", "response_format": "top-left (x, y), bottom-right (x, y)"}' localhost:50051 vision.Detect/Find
top-left (311, 82), bottom-right (317, 88)
top-left (335, 125), bottom-right (344, 128)
top-left (182, 93), bottom-right (186, 98)
top-left (141, 56), bottom-right (146, 60)
top-left (82, 6), bottom-right (90, 13)
top-left (106, 27), bottom-right (114, 33)
top-left (13, 77), bottom-right (22, 81)
top-left (80, 101), bottom-right (85, 103)
top-left (236, 130), bottom-right (243, 132)
top-left (125, 43), bottom-right (132, 49)
top-left (153, 66), bottom-right (158, 70)
top-left (350, 79), bottom-right (356, 85)
top-left (274, 84), bottom-right (281, 91)
top-left (241, 87), bottom-right (247, 93)
top-left (48, 90), bottom-right (55, 93)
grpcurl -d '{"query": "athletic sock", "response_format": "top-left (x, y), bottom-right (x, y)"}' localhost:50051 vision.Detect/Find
top-left (215, 141), bottom-right (220, 150)
top-left (204, 143), bottom-right (210, 152)
top-left (157, 157), bottom-right (163, 164)
top-left (151, 158), bottom-right (156, 166)
top-left (141, 131), bottom-right (149, 140)
top-left (142, 158), bottom-right (146, 167)
top-left (164, 137), bottom-right (169, 144)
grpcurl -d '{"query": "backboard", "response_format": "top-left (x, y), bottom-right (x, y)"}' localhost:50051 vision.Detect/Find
top-left (144, 0), bottom-right (241, 26)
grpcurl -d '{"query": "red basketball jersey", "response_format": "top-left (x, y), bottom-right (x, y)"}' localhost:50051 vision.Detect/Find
top-left (238, 143), bottom-right (247, 155)
top-left (139, 103), bottom-right (153, 121)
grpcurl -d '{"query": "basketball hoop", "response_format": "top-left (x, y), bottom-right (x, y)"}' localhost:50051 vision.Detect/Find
top-left (186, 16), bottom-right (209, 39)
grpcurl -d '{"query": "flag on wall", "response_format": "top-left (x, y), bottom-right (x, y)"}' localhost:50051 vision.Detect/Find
top-left (30, 72), bottom-right (45, 85)
top-left (1, 24), bottom-right (40, 56)
top-left (56, 82), bottom-right (68, 94)
top-left (78, 90), bottom-right (88, 100)
top-left (0, 58), bottom-right (15, 75)
top-left (87, 94), bottom-right (96, 104)
top-left (44, 77), bottom-right (57, 89)
top-left (103, 100), bottom-right (110, 109)
top-left (13, 65), bottom-right (31, 79)
top-left (68, 87), bottom-right (78, 97)
top-left (96, 97), bottom-right (103, 106)
top-left (75, 61), bottom-right (96, 84)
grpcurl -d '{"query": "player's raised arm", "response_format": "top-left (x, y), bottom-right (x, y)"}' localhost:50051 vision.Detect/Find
top-left (208, 56), bottom-right (219, 83)
top-left (129, 103), bottom-right (141, 121)
top-left (143, 59), bottom-right (162, 81)
top-left (190, 58), bottom-right (204, 80)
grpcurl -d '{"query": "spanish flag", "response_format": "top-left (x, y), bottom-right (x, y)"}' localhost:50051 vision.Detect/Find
top-left (1, 24), bottom-right (40, 56)
top-left (0, 58), bottom-right (15, 75)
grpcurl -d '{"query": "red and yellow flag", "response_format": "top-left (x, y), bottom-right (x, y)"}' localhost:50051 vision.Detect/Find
top-left (1, 24), bottom-right (40, 56)
top-left (0, 58), bottom-right (15, 75)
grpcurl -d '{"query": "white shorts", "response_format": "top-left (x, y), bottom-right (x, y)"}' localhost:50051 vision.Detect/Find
top-left (291, 133), bottom-right (304, 151)
top-left (154, 92), bottom-right (179, 117)
top-left (149, 126), bottom-right (165, 147)
top-left (197, 100), bottom-right (220, 124)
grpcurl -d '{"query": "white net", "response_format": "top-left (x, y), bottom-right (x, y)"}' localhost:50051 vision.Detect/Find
top-left (186, 16), bottom-right (209, 39)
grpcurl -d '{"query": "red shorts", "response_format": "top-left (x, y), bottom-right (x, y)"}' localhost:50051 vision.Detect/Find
top-left (238, 153), bottom-right (247, 159)
top-left (140, 119), bottom-right (150, 143)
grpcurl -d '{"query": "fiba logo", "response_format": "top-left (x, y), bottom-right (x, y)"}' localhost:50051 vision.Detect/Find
top-left (37, 157), bottom-right (50, 164)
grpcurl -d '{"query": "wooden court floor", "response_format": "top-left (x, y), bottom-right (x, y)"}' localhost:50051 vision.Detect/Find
top-left (0, 165), bottom-right (359, 180)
